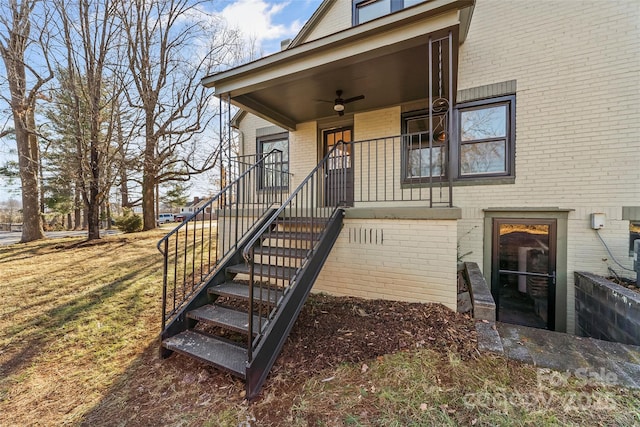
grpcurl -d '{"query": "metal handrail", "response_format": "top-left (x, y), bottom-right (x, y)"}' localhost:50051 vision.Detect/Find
top-left (242, 140), bottom-right (349, 363)
top-left (157, 149), bottom-right (288, 332)
top-left (241, 141), bottom-right (347, 262)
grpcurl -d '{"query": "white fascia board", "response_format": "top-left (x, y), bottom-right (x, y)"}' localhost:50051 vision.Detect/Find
top-left (202, 0), bottom-right (470, 92)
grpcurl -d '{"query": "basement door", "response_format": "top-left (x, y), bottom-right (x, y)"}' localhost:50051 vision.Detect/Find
top-left (324, 127), bottom-right (354, 206)
top-left (491, 219), bottom-right (557, 330)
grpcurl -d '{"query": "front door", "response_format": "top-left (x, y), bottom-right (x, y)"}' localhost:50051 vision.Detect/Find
top-left (324, 127), bottom-right (354, 206)
top-left (491, 219), bottom-right (557, 330)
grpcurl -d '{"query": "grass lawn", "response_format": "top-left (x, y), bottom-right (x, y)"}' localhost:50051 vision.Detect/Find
top-left (0, 231), bottom-right (638, 426)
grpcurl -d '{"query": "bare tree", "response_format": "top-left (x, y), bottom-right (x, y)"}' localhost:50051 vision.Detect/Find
top-left (119, 0), bottom-right (239, 230)
top-left (54, 0), bottom-right (122, 239)
top-left (0, 0), bottom-right (53, 242)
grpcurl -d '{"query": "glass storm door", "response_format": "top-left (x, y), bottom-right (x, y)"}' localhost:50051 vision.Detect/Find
top-left (491, 219), bottom-right (557, 330)
top-left (324, 127), bottom-right (353, 206)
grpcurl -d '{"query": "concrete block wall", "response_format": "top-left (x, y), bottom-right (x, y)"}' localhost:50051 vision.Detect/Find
top-left (314, 218), bottom-right (458, 310)
top-left (575, 272), bottom-right (640, 346)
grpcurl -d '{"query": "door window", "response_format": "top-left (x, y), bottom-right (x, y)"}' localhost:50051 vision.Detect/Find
top-left (492, 219), bottom-right (556, 330)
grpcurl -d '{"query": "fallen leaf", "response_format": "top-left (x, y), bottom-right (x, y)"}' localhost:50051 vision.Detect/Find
top-left (361, 363), bottom-right (369, 373)
top-left (321, 376), bottom-right (335, 382)
top-left (420, 403), bottom-right (428, 411)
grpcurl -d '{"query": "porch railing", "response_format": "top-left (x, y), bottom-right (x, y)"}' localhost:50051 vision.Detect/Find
top-left (348, 132), bottom-right (453, 207)
top-left (157, 149), bottom-right (288, 331)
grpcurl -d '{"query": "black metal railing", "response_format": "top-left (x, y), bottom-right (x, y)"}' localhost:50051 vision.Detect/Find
top-left (241, 140), bottom-right (348, 397)
top-left (157, 149), bottom-right (288, 331)
top-left (349, 132), bottom-right (453, 207)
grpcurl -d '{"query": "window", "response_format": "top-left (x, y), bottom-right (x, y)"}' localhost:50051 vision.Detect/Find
top-left (353, 0), bottom-right (426, 25)
top-left (257, 133), bottom-right (288, 189)
top-left (456, 95), bottom-right (515, 179)
top-left (402, 111), bottom-right (447, 182)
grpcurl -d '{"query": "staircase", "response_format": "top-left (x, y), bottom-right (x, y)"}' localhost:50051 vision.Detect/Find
top-left (158, 142), bottom-right (349, 399)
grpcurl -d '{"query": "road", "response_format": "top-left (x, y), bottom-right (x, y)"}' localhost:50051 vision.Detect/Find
top-left (0, 229), bottom-right (120, 246)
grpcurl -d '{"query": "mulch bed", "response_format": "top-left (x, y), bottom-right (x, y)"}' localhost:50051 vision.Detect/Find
top-left (198, 292), bottom-right (478, 390)
top-left (275, 294), bottom-right (478, 377)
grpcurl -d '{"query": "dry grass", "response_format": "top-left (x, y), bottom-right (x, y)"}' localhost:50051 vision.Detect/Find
top-left (1, 231), bottom-right (639, 426)
top-left (0, 231), bottom-right (167, 425)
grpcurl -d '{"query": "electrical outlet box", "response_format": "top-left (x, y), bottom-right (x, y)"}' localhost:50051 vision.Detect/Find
top-left (590, 213), bottom-right (605, 230)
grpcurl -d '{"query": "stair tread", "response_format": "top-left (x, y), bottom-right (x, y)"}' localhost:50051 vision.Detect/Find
top-left (162, 330), bottom-right (246, 378)
top-left (209, 281), bottom-right (284, 304)
top-left (227, 263), bottom-right (297, 279)
top-left (276, 217), bottom-right (328, 226)
top-left (188, 304), bottom-right (267, 335)
top-left (263, 230), bottom-right (318, 240)
top-left (253, 246), bottom-right (309, 259)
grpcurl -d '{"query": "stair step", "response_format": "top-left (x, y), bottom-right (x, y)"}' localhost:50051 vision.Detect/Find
top-left (252, 246), bottom-right (309, 259)
top-left (227, 263), bottom-right (297, 280)
top-left (276, 217), bottom-right (328, 228)
top-left (188, 304), bottom-right (267, 336)
top-left (263, 231), bottom-right (318, 241)
top-left (209, 281), bottom-right (284, 305)
top-left (162, 330), bottom-right (246, 378)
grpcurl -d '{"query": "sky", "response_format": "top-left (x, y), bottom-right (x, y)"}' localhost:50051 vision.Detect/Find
top-left (215, 0), bottom-right (322, 55)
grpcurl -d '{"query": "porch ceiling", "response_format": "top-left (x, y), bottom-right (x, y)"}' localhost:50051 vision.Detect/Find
top-left (203, 1), bottom-right (472, 130)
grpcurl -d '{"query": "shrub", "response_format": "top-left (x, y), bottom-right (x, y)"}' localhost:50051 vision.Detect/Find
top-left (114, 209), bottom-right (143, 233)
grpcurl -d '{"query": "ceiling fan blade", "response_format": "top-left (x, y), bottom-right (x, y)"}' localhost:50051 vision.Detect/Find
top-left (343, 94), bottom-right (365, 104)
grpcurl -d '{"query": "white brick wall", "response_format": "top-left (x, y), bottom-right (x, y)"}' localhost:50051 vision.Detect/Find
top-left (314, 218), bottom-right (458, 309)
top-left (455, 0), bottom-right (640, 331)
top-left (237, 0), bottom-right (639, 330)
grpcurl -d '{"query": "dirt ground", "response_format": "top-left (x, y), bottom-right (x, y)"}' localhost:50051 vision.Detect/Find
top-left (81, 294), bottom-right (478, 426)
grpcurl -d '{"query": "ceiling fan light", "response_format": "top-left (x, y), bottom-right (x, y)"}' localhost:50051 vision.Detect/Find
top-left (334, 103), bottom-right (345, 112)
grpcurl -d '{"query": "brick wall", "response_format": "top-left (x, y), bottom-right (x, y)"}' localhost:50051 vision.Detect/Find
top-left (237, 1), bottom-right (640, 330)
top-left (314, 218), bottom-right (458, 310)
top-left (574, 272), bottom-right (640, 345)
top-left (455, 0), bottom-right (640, 332)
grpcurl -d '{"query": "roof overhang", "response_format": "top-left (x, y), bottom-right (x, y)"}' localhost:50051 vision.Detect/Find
top-left (203, 0), bottom-right (474, 131)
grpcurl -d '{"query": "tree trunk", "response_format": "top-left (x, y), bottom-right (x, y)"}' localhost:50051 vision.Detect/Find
top-left (142, 129), bottom-right (157, 230)
top-left (15, 111), bottom-right (45, 242)
top-left (74, 184), bottom-right (82, 230)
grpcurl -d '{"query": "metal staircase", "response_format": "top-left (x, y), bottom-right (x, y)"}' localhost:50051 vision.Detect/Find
top-left (158, 142), bottom-right (350, 399)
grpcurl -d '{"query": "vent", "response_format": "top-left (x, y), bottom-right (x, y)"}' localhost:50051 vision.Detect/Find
top-left (634, 240), bottom-right (639, 286)
top-left (348, 228), bottom-right (383, 245)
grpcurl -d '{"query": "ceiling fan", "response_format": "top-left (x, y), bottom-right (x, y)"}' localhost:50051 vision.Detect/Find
top-left (319, 90), bottom-right (365, 116)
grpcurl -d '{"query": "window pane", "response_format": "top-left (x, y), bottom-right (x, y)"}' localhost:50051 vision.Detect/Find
top-left (357, 0), bottom-right (390, 24)
top-left (262, 138), bottom-right (288, 161)
top-left (461, 140), bottom-right (506, 175)
top-left (406, 115), bottom-right (446, 139)
top-left (461, 105), bottom-right (507, 141)
top-left (407, 146), bottom-right (443, 178)
top-left (260, 137), bottom-right (289, 188)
